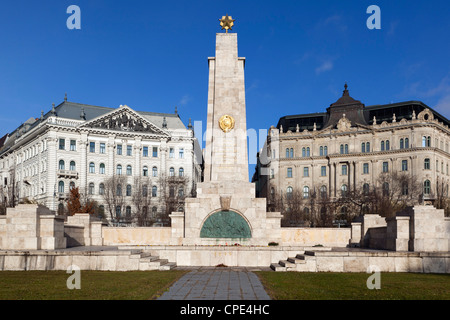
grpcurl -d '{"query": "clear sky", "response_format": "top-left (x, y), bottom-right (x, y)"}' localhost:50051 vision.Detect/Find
top-left (1, 0), bottom-right (449, 179)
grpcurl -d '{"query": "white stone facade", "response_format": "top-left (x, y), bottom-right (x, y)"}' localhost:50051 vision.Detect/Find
top-left (0, 102), bottom-right (202, 223)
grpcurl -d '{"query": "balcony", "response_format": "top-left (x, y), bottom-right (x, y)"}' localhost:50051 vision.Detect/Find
top-left (57, 170), bottom-right (78, 179)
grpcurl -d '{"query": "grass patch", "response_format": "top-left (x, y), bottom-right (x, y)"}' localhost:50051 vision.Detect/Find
top-left (256, 272), bottom-right (450, 300)
top-left (0, 270), bottom-right (188, 300)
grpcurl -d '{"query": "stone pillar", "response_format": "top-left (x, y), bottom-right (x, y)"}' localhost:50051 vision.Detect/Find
top-left (79, 132), bottom-right (88, 192)
top-left (350, 222), bottom-right (362, 247)
top-left (169, 212), bottom-right (184, 245)
top-left (386, 216), bottom-right (410, 251)
top-left (40, 214), bottom-right (66, 250)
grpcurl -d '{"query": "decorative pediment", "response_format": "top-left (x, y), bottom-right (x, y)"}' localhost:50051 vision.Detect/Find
top-left (337, 114), bottom-right (352, 132)
top-left (79, 105), bottom-right (168, 136)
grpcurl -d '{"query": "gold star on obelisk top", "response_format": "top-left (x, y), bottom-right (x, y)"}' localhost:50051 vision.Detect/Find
top-left (219, 14), bottom-right (235, 33)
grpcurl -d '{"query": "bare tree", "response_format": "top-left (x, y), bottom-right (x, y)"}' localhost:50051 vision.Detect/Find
top-left (101, 175), bottom-right (126, 224)
top-left (160, 175), bottom-right (189, 227)
top-left (434, 178), bottom-right (450, 216)
top-left (132, 176), bottom-right (154, 226)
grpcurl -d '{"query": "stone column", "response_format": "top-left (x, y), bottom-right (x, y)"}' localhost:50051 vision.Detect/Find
top-left (46, 134), bottom-right (57, 211)
top-left (386, 216), bottom-right (410, 251)
top-left (169, 212), bottom-right (184, 245)
top-left (79, 132), bottom-right (88, 192)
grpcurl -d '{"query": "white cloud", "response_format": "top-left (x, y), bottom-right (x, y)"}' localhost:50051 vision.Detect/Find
top-left (315, 60), bottom-right (333, 75)
top-left (178, 94), bottom-right (190, 106)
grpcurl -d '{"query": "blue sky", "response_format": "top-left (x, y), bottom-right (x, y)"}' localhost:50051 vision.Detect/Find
top-left (1, 0), bottom-right (449, 179)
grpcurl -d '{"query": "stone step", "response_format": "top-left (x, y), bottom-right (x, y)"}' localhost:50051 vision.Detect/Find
top-left (149, 259), bottom-right (169, 268)
top-left (159, 262), bottom-right (176, 271)
top-left (270, 263), bottom-right (287, 272)
top-left (295, 254), bottom-right (315, 260)
top-left (139, 252), bottom-right (153, 258)
top-left (287, 257), bottom-right (306, 264)
top-left (304, 251), bottom-right (316, 256)
top-left (279, 260), bottom-right (296, 268)
top-left (139, 256), bottom-right (159, 263)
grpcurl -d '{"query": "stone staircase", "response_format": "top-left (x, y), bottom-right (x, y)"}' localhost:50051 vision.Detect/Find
top-left (132, 251), bottom-right (176, 271)
top-left (270, 251), bottom-right (317, 272)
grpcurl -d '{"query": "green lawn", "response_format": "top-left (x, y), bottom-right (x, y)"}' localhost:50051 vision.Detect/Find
top-left (256, 272), bottom-right (450, 300)
top-left (0, 270), bottom-right (187, 300)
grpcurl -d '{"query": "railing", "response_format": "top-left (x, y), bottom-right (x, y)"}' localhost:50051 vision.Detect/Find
top-left (57, 170), bottom-right (78, 178)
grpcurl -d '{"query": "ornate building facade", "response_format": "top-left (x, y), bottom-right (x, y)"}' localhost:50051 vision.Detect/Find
top-left (0, 98), bottom-right (202, 225)
top-left (253, 85), bottom-right (450, 223)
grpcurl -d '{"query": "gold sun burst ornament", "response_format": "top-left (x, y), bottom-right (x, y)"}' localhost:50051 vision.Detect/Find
top-left (219, 14), bottom-right (235, 33)
top-left (219, 115), bottom-right (235, 133)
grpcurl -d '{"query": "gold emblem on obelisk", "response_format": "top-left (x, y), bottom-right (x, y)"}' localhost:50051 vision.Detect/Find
top-left (219, 14), bottom-right (235, 33)
top-left (219, 115), bottom-right (235, 133)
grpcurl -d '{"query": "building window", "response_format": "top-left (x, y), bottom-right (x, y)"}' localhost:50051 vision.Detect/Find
top-left (405, 138), bottom-right (409, 148)
top-left (424, 158), bottom-right (430, 170)
top-left (143, 146), bottom-right (148, 157)
top-left (303, 167), bottom-right (309, 177)
top-left (152, 186), bottom-right (157, 197)
top-left (423, 180), bottom-right (431, 195)
top-left (324, 146), bottom-right (328, 156)
top-left (179, 167), bottom-right (184, 177)
top-left (152, 166), bottom-right (158, 177)
top-left (59, 138), bottom-right (65, 150)
top-left (400, 139), bottom-right (404, 149)
top-left (89, 162), bottom-right (95, 173)
top-left (286, 148), bottom-right (290, 158)
top-left (286, 186), bottom-right (293, 199)
top-left (127, 145), bottom-right (132, 156)
top-left (386, 140), bottom-right (390, 151)
top-left (340, 144), bottom-right (348, 154)
top-left (402, 182), bottom-right (408, 196)
top-left (152, 206), bottom-right (157, 217)
top-left (321, 166), bottom-right (326, 176)
top-left (89, 142), bottom-right (95, 153)
top-left (99, 163), bottom-right (105, 174)
top-left (366, 142), bottom-right (370, 152)
top-left (306, 147), bottom-right (310, 157)
top-left (341, 184), bottom-right (348, 197)
top-left (169, 167), bottom-right (175, 177)
top-left (363, 163), bottom-right (369, 174)
top-left (361, 142), bottom-right (366, 153)
top-left (116, 164), bottom-right (122, 175)
top-left (126, 184), bottom-right (132, 196)
top-left (169, 148), bottom-right (174, 158)
top-left (169, 186), bottom-right (175, 198)
top-left (116, 184), bottom-right (122, 196)
top-left (287, 167), bottom-right (292, 178)
top-left (153, 147), bottom-right (158, 158)
top-left (270, 169), bottom-right (274, 179)
top-left (143, 166), bottom-right (148, 177)
top-left (99, 183), bottom-right (105, 195)
top-left (320, 185), bottom-right (327, 199)
top-left (382, 161), bottom-right (389, 173)
top-left (126, 206), bottom-right (131, 217)
top-left (363, 183), bottom-right (370, 196)
top-left (70, 140), bottom-right (76, 151)
top-left (70, 161), bottom-right (76, 171)
top-left (100, 143), bottom-right (105, 154)
top-left (117, 144), bottom-right (122, 155)
top-left (303, 186), bottom-right (310, 199)
top-left (59, 160), bottom-right (65, 170)
top-left (320, 146), bottom-right (324, 156)
top-left (422, 136), bottom-right (431, 147)
top-left (402, 160), bottom-right (408, 171)
top-left (381, 141), bottom-right (385, 151)
top-left (69, 181), bottom-right (75, 190)
top-left (342, 165), bottom-right (348, 175)
top-left (178, 187), bottom-right (184, 198)
top-left (88, 183), bottom-right (94, 195)
top-left (115, 206), bottom-right (121, 218)
top-left (126, 165), bottom-right (132, 176)
top-left (178, 148), bottom-right (183, 159)
top-left (142, 185), bottom-right (148, 197)
top-left (58, 181), bottom-right (64, 193)
top-left (383, 182), bottom-right (389, 197)
top-left (302, 147), bottom-right (306, 157)
top-left (290, 148), bottom-right (294, 158)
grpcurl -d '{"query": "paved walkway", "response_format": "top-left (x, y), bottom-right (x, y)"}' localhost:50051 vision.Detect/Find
top-left (158, 269), bottom-right (271, 300)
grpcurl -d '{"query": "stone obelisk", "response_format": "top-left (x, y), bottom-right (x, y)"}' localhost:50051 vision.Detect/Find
top-left (203, 32), bottom-right (248, 182)
top-left (171, 16), bottom-right (282, 246)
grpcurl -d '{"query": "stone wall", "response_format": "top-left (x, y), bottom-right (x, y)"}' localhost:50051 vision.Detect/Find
top-left (102, 227), bottom-right (172, 246)
top-left (281, 228), bottom-right (351, 247)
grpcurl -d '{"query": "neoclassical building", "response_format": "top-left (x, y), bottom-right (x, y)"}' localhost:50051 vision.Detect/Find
top-left (0, 97), bottom-right (202, 224)
top-left (253, 85), bottom-right (450, 216)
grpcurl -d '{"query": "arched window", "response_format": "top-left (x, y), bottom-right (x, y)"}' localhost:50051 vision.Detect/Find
top-left (116, 164), bottom-right (122, 175)
top-left (290, 148), bottom-right (294, 158)
top-left (169, 167), bottom-right (175, 176)
top-left (59, 160), bottom-right (65, 170)
top-left (126, 184), bottom-right (132, 196)
top-left (366, 142), bottom-right (370, 152)
top-left (116, 184), bottom-right (122, 196)
top-left (99, 183), bottom-right (105, 195)
top-left (363, 183), bottom-right (370, 195)
top-left (286, 186), bottom-right (293, 199)
top-left (402, 182), bottom-right (409, 196)
top-left (58, 203), bottom-right (64, 215)
top-left (302, 147), bottom-right (306, 157)
top-left (341, 184), bottom-right (348, 197)
top-left (152, 186), bottom-right (157, 197)
top-left (70, 161), bottom-right (76, 171)
top-left (169, 186), bottom-right (175, 197)
top-left (142, 185), bottom-right (148, 197)
top-left (383, 182), bottom-right (390, 196)
top-left (152, 166), bottom-right (158, 177)
top-left (152, 206), bottom-right (157, 217)
top-left (385, 140), bottom-right (390, 151)
top-left (320, 185), bottom-right (327, 199)
top-left (324, 146), bottom-right (328, 156)
top-left (99, 163), bottom-right (105, 174)
top-left (58, 181), bottom-right (64, 193)
top-left (89, 162), bottom-right (95, 173)
top-left (143, 166), bottom-right (148, 177)
top-left (361, 142), bottom-right (366, 153)
top-left (400, 138), bottom-right (404, 149)
top-left (115, 206), bottom-right (121, 218)
top-left (179, 167), bottom-right (184, 177)
top-left (340, 144), bottom-right (344, 154)
top-left (344, 144), bottom-right (348, 154)
top-left (286, 148), bottom-right (290, 158)
top-left (303, 186), bottom-right (309, 199)
top-left (405, 138), bottom-right (409, 148)
top-left (69, 181), bottom-right (75, 190)
top-left (126, 206), bottom-right (131, 217)
top-left (303, 207), bottom-right (310, 215)
top-left (178, 186), bottom-right (184, 198)
top-left (88, 183), bottom-right (94, 195)
top-left (381, 141), bottom-right (385, 151)
top-left (126, 165), bottom-right (132, 176)
top-left (320, 146), bottom-right (324, 156)
top-left (306, 147), bottom-right (310, 157)
top-left (424, 180), bottom-right (431, 195)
